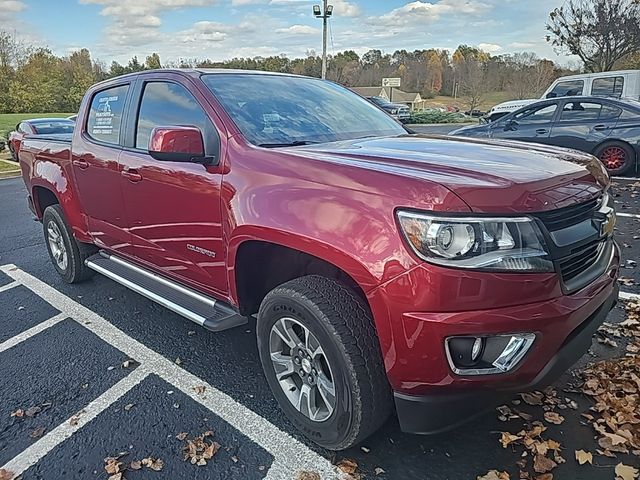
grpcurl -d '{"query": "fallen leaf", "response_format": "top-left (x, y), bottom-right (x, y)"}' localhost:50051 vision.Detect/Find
top-left (543, 412), bottom-right (564, 425)
top-left (141, 457), bottom-right (164, 471)
top-left (361, 446), bottom-right (370, 453)
top-left (575, 450), bottom-right (592, 465)
top-left (615, 463), bottom-right (639, 480)
top-left (477, 470), bottom-right (510, 480)
top-left (176, 432), bottom-right (188, 441)
top-left (194, 385), bottom-right (206, 395)
top-left (336, 459), bottom-right (358, 475)
top-left (535, 475), bottom-right (553, 480)
top-left (107, 474), bottom-right (122, 480)
top-left (175, 357), bottom-right (182, 365)
top-left (121, 359), bottom-right (132, 368)
top-left (10, 409), bottom-right (24, 418)
top-left (124, 403), bottom-right (135, 412)
top-left (25, 406), bottom-right (41, 418)
top-left (374, 467), bottom-right (386, 475)
top-left (294, 472), bottom-right (321, 480)
top-left (104, 457), bottom-right (122, 475)
top-left (521, 392), bottom-right (544, 406)
top-left (533, 455), bottom-right (557, 474)
top-left (500, 432), bottom-right (521, 448)
top-left (29, 426), bottom-right (45, 438)
top-left (0, 469), bottom-right (14, 480)
top-left (130, 460), bottom-right (142, 470)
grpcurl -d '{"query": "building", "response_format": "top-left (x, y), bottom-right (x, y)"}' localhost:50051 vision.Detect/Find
top-left (351, 86), bottom-right (425, 111)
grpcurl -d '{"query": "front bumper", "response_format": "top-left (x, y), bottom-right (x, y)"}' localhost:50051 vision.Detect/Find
top-left (393, 284), bottom-right (617, 433)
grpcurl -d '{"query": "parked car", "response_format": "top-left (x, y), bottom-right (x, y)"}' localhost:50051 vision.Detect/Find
top-left (8, 118), bottom-right (75, 161)
top-left (19, 70), bottom-right (619, 450)
top-left (67, 114), bottom-right (78, 122)
top-left (451, 96), bottom-right (640, 176)
top-left (366, 96), bottom-right (411, 122)
top-left (486, 69), bottom-right (640, 122)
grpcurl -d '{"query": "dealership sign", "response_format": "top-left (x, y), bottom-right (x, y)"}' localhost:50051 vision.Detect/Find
top-left (382, 77), bottom-right (401, 88)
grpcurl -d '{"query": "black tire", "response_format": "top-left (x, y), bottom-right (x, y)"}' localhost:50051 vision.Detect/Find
top-left (8, 142), bottom-right (17, 161)
top-left (42, 205), bottom-right (96, 283)
top-left (594, 141), bottom-right (636, 176)
top-left (257, 275), bottom-right (392, 450)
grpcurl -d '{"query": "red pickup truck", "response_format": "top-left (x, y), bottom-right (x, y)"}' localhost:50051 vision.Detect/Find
top-left (18, 69), bottom-right (619, 450)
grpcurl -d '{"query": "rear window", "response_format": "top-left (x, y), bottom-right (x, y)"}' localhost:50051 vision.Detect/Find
top-left (86, 84), bottom-right (129, 145)
top-left (591, 77), bottom-right (624, 97)
top-left (547, 80), bottom-right (584, 98)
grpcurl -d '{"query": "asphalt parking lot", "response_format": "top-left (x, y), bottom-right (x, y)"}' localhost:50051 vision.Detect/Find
top-left (1, 168), bottom-right (639, 479)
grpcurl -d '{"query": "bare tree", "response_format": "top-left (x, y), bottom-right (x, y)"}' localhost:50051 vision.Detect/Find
top-left (546, 0), bottom-right (640, 72)
top-left (453, 46), bottom-right (489, 113)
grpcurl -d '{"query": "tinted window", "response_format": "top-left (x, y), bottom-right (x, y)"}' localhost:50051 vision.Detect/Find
top-left (135, 82), bottom-right (210, 150)
top-left (591, 77), bottom-right (624, 97)
top-left (513, 104), bottom-right (557, 124)
top-left (87, 85), bottom-right (129, 145)
top-left (202, 74), bottom-right (405, 146)
top-left (547, 80), bottom-right (584, 98)
top-left (560, 101), bottom-right (602, 121)
top-left (600, 104), bottom-right (623, 119)
top-left (30, 120), bottom-right (75, 135)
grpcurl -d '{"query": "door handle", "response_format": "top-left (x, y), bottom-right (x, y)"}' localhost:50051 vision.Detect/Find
top-left (121, 167), bottom-right (142, 183)
top-left (72, 159), bottom-right (89, 169)
top-left (535, 129), bottom-right (548, 135)
top-left (594, 124), bottom-right (608, 131)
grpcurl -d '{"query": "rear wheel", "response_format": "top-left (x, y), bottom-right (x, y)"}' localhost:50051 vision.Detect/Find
top-left (257, 275), bottom-right (392, 450)
top-left (8, 142), bottom-right (17, 161)
top-left (595, 141), bottom-right (635, 176)
top-left (43, 205), bottom-right (96, 283)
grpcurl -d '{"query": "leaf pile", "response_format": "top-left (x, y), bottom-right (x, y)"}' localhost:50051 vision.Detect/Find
top-left (179, 431), bottom-right (221, 466)
top-left (104, 453), bottom-right (164, 480)
top-left (499, 421), bottom-right (564, 479)
top-left (581, 299), bottom-right (640, 460)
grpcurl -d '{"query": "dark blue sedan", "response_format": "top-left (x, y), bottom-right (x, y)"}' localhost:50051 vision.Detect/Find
top-left (450, 96), bottom-right (640, 176)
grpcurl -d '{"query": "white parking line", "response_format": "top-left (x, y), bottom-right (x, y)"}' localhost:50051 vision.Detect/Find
top-left (617, 212), bottom-right (640, 219)
top-left (1, 368), bottom-right (150, 477)
top-left (620, 291), bottom-right (640, 301)
top-left (0, 265), bottom-right (343, 480)
top-left (0, 312), bottom-right (68, 354)
top-left (0, 281), bottom-right (18, 294)
top-left (612, 176), bottom-right (640, 182)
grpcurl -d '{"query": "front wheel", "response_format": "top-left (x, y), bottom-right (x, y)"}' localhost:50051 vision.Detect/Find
top-left (43, 205), bottom-right (96, 283)
top-left (257, 275), bottom-right (392, 450)
top-left (595, 141), bottom-right (636, 176)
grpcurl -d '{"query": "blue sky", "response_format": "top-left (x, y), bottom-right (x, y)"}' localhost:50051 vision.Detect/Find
top-left (1, 0), bottom-right (576, 65)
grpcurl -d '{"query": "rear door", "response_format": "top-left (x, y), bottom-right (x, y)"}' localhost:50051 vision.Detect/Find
top-left (549, 99), bottom-right (620, 153)
top-left (118, 73), bottom-right (228, 296)
top-left (73, 83), bottom-right (133, 253)
top-left (491, 102), bottom-right (558, 144)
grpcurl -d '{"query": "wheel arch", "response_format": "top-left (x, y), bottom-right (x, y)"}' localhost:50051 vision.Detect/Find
top-left (229, 231), bottom-right (377, 317)
top-left (592, 138), bottom-right (638, 169)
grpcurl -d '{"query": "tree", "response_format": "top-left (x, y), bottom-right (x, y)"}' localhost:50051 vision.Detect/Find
top-left (145, 53), bottom-right (161, 70)
top-left (546, 0), bottom-right (640, 72)
top-left (453, 46), bottom-right (490, 112)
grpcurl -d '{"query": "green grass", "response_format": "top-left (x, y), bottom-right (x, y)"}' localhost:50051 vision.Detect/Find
top-left (0, 157), bottom-right (20, 177)
top-left (426, 91), bottom-right (515, 111)
top-left (0, 113), bottom-right (74, 140)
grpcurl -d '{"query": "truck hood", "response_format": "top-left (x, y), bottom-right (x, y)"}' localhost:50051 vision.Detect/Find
top-left (288, 135), bottom-right (608, 214)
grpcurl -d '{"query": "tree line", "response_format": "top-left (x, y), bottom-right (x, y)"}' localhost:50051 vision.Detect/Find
top-left (1, 0), bottom-right (639, 114)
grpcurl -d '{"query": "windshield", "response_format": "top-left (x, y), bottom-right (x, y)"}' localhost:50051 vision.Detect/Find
top-left (201, 74), bottom-right (405, 146)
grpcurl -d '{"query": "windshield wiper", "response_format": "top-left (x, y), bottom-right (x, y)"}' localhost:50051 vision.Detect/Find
top-left (257, 141), bottom-right (319, 148)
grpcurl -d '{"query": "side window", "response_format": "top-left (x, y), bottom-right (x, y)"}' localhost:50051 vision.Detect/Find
top-left (547, 80), bottom-right (584, 98)
top-left (514, 104), bottom-right (557, 124)
top-left (591, 77), bottom-right (624, 97)
top-left (560, 101), bottom-right (602, 121)
top-left (600, 104), bottom-right (622, 120)
top-left (87, 84), bottom-right (129, 145)
top-left (135, 82), bottom-right (210, 150)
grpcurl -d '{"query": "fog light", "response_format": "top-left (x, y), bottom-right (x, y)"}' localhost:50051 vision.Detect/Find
top-left (445, 333), bottom-right (535, 376)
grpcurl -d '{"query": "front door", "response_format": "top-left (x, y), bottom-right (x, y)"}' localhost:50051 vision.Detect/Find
top-left (492, 103), bottom-right (558, 145)
top-left (73, 83), bottom-right (132, 254)
top-left (118, 76), bottom-right (227, 296)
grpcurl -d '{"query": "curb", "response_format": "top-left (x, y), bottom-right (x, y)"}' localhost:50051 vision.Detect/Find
top-left (0, 157), bottom-right (20, 179)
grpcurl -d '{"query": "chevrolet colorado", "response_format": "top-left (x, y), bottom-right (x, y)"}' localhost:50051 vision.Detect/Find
top-left (17, 69), bottom-right (619, 450)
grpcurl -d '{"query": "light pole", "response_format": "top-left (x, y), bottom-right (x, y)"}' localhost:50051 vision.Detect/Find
top-left (313, 1), bottom-right (333, 79)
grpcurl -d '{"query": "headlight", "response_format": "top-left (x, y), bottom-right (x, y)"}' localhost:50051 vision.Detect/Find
top-left (397, 211), bottom-right (553, 271)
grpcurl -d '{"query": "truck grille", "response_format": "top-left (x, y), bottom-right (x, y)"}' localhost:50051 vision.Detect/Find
top-left (535, 197), bottom-right (600, 231)
top-left (558, 240), bottom-right (602, 283)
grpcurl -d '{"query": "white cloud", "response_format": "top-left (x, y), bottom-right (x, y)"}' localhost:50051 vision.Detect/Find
top-left (331, 0), bottom-right (361, 17)
top-left (276, 24), bottom-right (320, 34)
top-left (478, 42), bottom-right (502, 53)
top-left (374, 0), bottom-right (491, 27)
top-left (231, 0), bottom-right (265, 4)
top-left (0, 0), bottom-right (25, 21)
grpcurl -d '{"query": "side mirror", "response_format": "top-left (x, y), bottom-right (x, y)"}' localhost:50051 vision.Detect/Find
top-left (148, 126), bottom-right (213, 165)
top-left (504, 119), bottom-right (518, 131)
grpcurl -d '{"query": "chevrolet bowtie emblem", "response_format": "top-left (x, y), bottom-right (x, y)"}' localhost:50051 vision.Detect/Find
top-left (599, 209), bottom-right (616, 237)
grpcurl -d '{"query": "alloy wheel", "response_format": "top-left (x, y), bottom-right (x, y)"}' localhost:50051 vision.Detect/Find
top-left (599, 146), bottom-right (627, 170)
top-left (269, 317), bottom-right (336, 422)
top-left (47, 221), bottom-right (68, 271)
